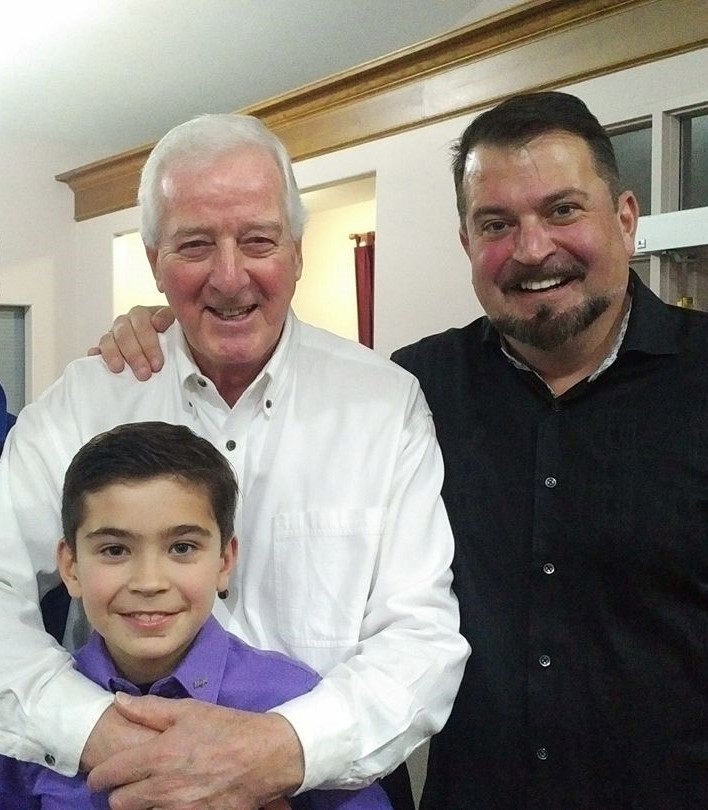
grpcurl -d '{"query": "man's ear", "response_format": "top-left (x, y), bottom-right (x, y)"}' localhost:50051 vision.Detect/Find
top-left (217, 536), bottom-right (238, 592)
top-left (617, 190), bottom-right (640, 258)
top-left (294, 240), bottom-right (303, 282)
top-left (459, 225), bottom-right (472, 261)
top-left (57, 539), bottom-right (83, 599)
top-left (145, 246), bottom-right (164, 293)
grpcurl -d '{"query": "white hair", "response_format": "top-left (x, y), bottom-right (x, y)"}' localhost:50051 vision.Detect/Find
top-left (138, 113), bottom-right (307, 248)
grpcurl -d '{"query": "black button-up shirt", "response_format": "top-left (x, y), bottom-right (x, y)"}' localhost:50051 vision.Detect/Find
top-left (393, 275), bottom-right (708, 809)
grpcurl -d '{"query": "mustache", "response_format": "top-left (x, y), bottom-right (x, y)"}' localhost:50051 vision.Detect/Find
top-left (499, 261), bottom-right (587, 293)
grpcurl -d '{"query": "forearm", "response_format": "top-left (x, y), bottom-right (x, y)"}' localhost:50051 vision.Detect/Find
top-left (0, 583), bottom-right (113, 774)
top-left (0, 406), bottom-right (113, 774)
top-left (276, 588), bottom-right (467, 791)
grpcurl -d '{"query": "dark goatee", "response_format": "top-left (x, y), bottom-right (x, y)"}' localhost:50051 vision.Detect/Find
top-left (492, 295), bottom-right (611, 351)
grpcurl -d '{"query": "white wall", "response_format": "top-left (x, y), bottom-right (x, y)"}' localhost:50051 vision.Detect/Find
top-left (294, 121), bottom-right (480, 360)
top-left (0, 135), bottom-right (82, 401)
top-left (113, 231), bottom-right (166, 318)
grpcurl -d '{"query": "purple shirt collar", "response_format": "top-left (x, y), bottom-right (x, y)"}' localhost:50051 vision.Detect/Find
top-left (75, 615), bottom-right (229, 704)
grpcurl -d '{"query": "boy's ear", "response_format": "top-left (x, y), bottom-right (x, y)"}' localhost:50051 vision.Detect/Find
top-left (217, 536), bottom-right (237, 592)
top-left (57, 539), bottom-right (83, 599)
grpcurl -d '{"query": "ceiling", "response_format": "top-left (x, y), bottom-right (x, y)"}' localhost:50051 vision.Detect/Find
top-left (0, 0), bottom-right (518, 169)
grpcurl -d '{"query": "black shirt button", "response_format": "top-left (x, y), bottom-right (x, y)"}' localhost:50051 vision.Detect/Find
top-left (44, 753), bottom-right (56, 766)
top-left (536, 748), bottom-right (549, 761)
top-left (543, 562), bottom-right (555, 575)
top-left (226, 440), bottom-right (236, 451)
top-left (539, 654), bottom-right (551, 667)
top-left (544, 476), bottom-right (557, 488)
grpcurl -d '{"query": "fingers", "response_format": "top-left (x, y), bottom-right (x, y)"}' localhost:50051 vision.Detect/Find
top-left (96, 329), bottom-right (127, 374)
top-left (88, 702), bottom-right (299, 808)
top-left (112, 692), bottom-right (182, 731)
top-left (151, 305), bottom-right (176, 335)
top-left (80, 704), bottom-right (158, 772)
top-left (86, 746), bottom-right (155, 810)
top-left (93, 304), bottom-right (170, 380)
top-left (106, 307), bottom-right (155, 380)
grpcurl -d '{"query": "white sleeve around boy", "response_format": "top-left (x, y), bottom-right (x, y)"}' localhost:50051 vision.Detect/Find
top-left (0, 384), bottom-right (113, 776)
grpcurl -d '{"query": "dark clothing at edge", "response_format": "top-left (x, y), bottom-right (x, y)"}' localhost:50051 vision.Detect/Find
top-left (393, 273), bottom-right (708, 809)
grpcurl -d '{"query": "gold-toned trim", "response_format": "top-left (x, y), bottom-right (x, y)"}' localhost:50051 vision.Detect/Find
top-left (57, 0), bottom-right (708, 221)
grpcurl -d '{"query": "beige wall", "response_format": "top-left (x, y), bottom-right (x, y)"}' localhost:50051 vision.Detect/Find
top-left (0, 136), bottom-right (80, 400)
top-left (295, 195), bottom-right (375, 342)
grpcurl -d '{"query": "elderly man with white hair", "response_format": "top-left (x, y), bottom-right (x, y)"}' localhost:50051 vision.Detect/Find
top-left (0, 114), bottom-right (468, 809)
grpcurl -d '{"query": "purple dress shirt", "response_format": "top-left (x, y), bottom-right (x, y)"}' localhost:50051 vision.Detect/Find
top-left (0, 616), bottom-right (392, 809)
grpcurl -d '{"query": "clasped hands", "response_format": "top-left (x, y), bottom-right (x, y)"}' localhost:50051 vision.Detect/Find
top-left (81, 692), bottom-right (302, 809)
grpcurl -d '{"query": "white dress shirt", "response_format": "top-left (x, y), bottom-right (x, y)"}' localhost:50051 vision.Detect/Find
top-left (0, 312), bottom-right (468, 790)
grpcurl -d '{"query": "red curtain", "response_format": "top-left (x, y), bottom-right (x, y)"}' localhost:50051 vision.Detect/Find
top-left (353, 231), bottom-right (375, 348)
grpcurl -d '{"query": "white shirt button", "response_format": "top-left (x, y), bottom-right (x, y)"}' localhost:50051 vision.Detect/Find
top-left (537, 747), bottom-right (549, 761)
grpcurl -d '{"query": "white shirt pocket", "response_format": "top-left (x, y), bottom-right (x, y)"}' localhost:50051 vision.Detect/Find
top-left (272, 508), bottom-right (385, 647)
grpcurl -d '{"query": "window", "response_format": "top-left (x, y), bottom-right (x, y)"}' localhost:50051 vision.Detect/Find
top-left (0, 306), bottom-right (26, 413)
top-left (610, 124), bottom-right (652, 215)
top-left (680, 111), bottom-right (708, 210)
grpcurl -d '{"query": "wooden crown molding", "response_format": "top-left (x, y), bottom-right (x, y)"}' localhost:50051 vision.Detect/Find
top-left (57, 0), bottom-right (708, 222)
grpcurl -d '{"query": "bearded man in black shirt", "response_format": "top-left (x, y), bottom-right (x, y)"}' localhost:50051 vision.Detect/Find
top-left (393, 92), bottom-right (708, 810)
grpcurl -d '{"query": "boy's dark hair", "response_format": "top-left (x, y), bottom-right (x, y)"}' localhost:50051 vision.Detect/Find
top-left (62, 422), bottom-right (237, 552)
top-left (452, 91), bottom-right (622, 223)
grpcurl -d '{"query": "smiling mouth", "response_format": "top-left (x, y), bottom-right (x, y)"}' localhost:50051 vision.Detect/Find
top-left (121, 612), bottom-right (176, 624)
top-left (208, 304), bottom-right (257, 320)
top-left (518, 276), bottom-right (568, 292)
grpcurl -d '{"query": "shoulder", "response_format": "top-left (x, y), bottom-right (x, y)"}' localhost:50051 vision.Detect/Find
top-left (226, 632), bottom-right (320, 683)
top-left (294, 320), bottom-right (425, 405)
top-left (219, 631), bottom-right (321, 709)
top-left (670, 302), bottom-right (708, 336)
top-left (392, 318), bottom-right (488, 375)
top-left (16, 326), bottom-right (182, 431)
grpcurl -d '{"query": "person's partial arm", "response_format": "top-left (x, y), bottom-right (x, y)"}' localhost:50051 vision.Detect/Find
top-left (274, 383), bottom-right (469, 791)
top-left (0, 381), bottom-right (151, 776)
top-left (88, 305), bottom-right (174, 380)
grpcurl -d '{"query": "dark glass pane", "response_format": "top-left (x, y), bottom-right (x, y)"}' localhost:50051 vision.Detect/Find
top-left (680, 113), bottom-right (708, 210)
top-left (0, 306), bottom-right (26, 413)
top-left (610, 125), bottom-right (652, 216)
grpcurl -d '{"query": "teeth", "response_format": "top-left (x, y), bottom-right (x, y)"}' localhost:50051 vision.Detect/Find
top-left (128, 613), bottom-right (169, 623)
top-left (519, 277), bottom-right (565, 291)
top-left (214, 304), bottom-right (255, 318)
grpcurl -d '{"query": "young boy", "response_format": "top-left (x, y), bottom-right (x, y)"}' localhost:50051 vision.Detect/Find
top-left (0, 421), bottom-right (392, 809)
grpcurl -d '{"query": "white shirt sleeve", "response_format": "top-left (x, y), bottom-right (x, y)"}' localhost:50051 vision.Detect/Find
top-left (0, 387), bottom-right (114, 775)
top-left (274, 390), bottom-right (470, 790)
